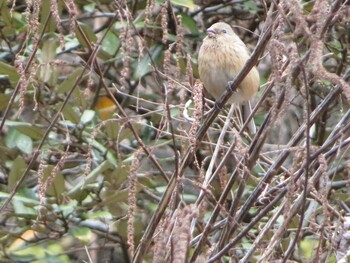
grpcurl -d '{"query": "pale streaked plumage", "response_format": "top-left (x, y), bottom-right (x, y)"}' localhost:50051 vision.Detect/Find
top-left (198, 22), bottom-right (260, 104)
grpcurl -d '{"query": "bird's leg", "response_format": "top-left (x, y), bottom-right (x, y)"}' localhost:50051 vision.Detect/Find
top-left (202, 101), bottom-right (223, 118)
top-left (213, 101), bottom-right (224, 111)
top-left (209, 80), bottom-right (238, 114)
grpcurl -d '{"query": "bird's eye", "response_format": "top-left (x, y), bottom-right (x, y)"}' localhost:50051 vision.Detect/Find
top-left (222, 29), bottom-right (227, 33)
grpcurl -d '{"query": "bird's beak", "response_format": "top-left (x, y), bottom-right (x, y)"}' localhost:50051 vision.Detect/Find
top-left (206, 28), bottom-right (216, 38)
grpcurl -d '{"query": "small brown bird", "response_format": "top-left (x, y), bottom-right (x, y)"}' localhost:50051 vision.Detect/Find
top-left (198, 22), bottom-right (260, 132)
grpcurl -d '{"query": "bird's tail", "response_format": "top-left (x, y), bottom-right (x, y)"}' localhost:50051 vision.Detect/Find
top-left (240, 101), bottom-right (256, 135)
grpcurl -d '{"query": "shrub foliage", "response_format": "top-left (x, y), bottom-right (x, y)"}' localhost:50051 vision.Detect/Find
top-left (0, 0), bottom-right (349, 262)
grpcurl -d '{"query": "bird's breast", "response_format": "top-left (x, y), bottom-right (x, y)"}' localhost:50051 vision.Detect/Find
top-left (198, 40), bottom-right (259, 103)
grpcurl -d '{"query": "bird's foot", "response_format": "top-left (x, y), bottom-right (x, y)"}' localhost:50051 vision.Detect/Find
top-left (213, 101), bottom-right (224, 111)
top-left (226, 80), bottom-right (238, 93)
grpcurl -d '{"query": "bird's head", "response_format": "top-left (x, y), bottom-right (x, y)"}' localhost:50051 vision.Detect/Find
top-left (206, 22), bottom-right (235, 39)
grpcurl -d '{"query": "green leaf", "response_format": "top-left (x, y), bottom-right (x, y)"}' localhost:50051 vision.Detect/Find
top-left (300, 238), bottom-right (318, 260)
top-left (39, 35), bottom-right (59, 86)
top-left (89, 136), bottom-right (118, 166)
top-left (16, 126), bottom-right (44, 140)
top-left (104, 121), bottom-right (133, 141)
top-left (75, 22), bottom-right (97, 48)
top-left (133, 45), bottom-right (162, 80)
top-left (84, 160), bottom-right (113, 185)
top-left (180, 13), bottom-right (199, 34)
top-left (56, 67), bottom-right (84, 94)
top-left (0, 191), bottom-right (40, 205)
top-left (0, 93), bottom-right (11, 110)
top-left (0, 2), bottom-right (12, 26)
top-left (8, 156), bottom-right (26, 191)
top-left (68, 226), bottom-right (93, 244)
top-left (170, 0), bottom-right (196, 10)
top-left (5, 128), bottom-right (33, 154)
top-left (104, 163), bottom-right (130, 188)
top-left (43, 165), bottom-right (65, 197)
top-left (67, 160), bottom-right (114, 200)
top-left (101, 29), bottom-right (120, 57)
top-left (58, 200), bottom-right (78, 217)
top-left (80, 109), bottom-right (95, 124)
top-left (83, 3), bottom-right (96, 12)
top-left (0, 61), bottom-right (20, 82)
top-left (12, 197), bottom-right (37, 216)
top-left (102, 196), bottom-right (128, 217)
top-left (241, 0), bottom-right (259, 12)
top-left (4, 120), bottom-right (45, 140)
top-left (101, 188), bottom-right (129, 204)
top-left (86, 210), bottom-right (112, 220)
top-left (8, 242), bottom-right (69, 262)
top-left (61, 104), bottom-right (80, 124)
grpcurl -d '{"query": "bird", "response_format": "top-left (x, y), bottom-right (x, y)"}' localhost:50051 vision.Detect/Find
top-left (198, 22), bottom-right (260, 133)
